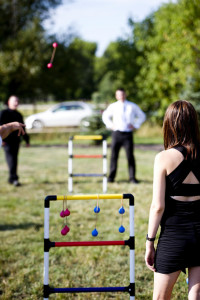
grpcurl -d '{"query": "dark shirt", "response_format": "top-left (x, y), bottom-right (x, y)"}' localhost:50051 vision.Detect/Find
top-left (0, 108), bottom-right (29, 144)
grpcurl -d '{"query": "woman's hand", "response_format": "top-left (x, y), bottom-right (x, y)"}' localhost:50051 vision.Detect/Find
top-left (0, 122), bottom-right (25, 140)
top-left (11, 122), bottom-right (26, 136)
top-left (145, 242), bottom-right (156, 272)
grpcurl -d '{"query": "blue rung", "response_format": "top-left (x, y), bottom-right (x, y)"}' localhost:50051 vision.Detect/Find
top-left (52, 286), bottom-right (128, 293)
top-left (72, 173), bottom-right (104, 177)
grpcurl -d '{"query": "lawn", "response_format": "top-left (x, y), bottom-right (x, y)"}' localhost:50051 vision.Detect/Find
top-left (0, 143), bottom-right (188, 299)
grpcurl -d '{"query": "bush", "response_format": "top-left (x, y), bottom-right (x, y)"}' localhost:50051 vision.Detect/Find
top-left (80, 114), bottom-right (110, 143)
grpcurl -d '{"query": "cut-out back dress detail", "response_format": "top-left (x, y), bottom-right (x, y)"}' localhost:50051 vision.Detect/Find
top-left (155, 145), bottom-right (200, 274)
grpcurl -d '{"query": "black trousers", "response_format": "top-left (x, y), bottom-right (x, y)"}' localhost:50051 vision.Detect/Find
top-left (109, 131), bottom-right (136, 181)
top-left (3, 143), bottom-right (20, 183)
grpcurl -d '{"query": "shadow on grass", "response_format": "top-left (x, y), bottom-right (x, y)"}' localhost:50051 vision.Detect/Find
top-left (0, 222), bottom-right (42, 231)
top-left (40, 180), bottom-right (67, 184)
top-left (73, 179), bottom-right (103, 183)
top-left (117, 179), bottom-right (153, 184)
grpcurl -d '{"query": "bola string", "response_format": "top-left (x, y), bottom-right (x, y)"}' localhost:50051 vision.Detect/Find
top-left (47, 42), bottom-right (58, 68)
top-left (65, 196), bottom-right (68, 226)
top-left (63, 197), bottom-right (65, 212)
top-left (95, 194), bottom-right (99, 229)
top-left (118, 198), bottom-right (125, 233)
top-left (50, 47), bottom-right (57, 64)
top-left (64, 200), bottom-right (67, 225)
top-left (92, 195), bottom-right (100, 236)
top-left (121, 211), bottom-right (124, 226)
top-left (63, 198), bottom-right (65, 225)
top-left (63, 195), bottom-right (67, 225)
top-left (121, 198), bottom-right (123, 225)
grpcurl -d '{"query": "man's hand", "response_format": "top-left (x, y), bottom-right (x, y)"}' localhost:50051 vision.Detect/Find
top-left (127, 124), bottom-right (135, 130)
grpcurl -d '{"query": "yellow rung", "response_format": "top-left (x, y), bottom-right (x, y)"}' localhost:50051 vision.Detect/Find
top-left (56, 194), bottom-right (123, 200)
top-left (73, 135), bottom-right (103, 140)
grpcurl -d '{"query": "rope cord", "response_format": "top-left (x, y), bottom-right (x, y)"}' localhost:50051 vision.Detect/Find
top-left (121, 198), bottom-right (124, 226)
top-left (95, 194), bottom-right (99, 229)
top-left (63, 195), bottom-right (68, 226)
top-left (50, 47), bottom-right (57, 64)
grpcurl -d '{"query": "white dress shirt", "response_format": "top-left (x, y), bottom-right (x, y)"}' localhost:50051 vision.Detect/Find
top-left (102, 100), bottom-right (146, 132)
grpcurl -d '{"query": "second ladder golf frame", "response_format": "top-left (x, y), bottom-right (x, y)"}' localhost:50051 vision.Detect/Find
top-left (68, 135), bottom-right (107, 192)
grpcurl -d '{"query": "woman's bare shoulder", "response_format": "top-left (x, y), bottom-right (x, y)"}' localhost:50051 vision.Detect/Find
top-left (156, 148), bottom-right (183, 158)
top-left (155, 148), bottom-right (184, 174)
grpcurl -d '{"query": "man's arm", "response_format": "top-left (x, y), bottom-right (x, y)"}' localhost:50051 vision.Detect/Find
top-left (0, 122), bottom-right (25, 139)
top-left (102, 105), bottom-right (114, 130)
top-left (131, 104), bottom-right (146, 129)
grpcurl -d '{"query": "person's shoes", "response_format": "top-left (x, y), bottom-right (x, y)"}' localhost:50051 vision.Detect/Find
top-left (130, 178), bottom-right (140, 184)
top-left (12, 180), bottom-right (21, 187)
top-left (108, 178), bottom-right (114, 183)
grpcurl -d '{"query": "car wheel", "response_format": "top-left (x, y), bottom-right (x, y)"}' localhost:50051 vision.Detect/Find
top-left (32, 120), bottom-right (44, 129)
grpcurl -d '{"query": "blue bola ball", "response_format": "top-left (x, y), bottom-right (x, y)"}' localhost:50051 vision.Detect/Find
top-left (119, 206), bottom-right (125, 214)
top-left (94, 206), bottom-right (100, 213)
top-left (119, 225), bottom-right (125, 233)
top-left (186, 278), bottom-right (189, 284)
top-left (92, 228), bottom-right (98, 236)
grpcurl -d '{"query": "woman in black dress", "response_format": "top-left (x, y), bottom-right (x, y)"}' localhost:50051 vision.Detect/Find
top-left (145, 100), bottom-right (200, 299)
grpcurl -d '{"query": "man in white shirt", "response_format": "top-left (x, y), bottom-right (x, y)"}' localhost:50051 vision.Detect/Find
top-left (102, 88), bottom-right (146, 183)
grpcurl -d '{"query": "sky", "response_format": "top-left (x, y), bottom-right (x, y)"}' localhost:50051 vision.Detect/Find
top-left (44, 0), bottom-right (176, 56)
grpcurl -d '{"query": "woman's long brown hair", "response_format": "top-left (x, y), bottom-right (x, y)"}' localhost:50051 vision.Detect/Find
top-left (163, 100), bottom-right (200, 159)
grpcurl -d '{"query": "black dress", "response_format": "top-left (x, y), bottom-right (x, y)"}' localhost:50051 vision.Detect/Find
top-left (155, 146), bottom-right (200, 274)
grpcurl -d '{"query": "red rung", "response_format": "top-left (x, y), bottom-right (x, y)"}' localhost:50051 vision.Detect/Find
top-left (55, 241), bottom-right (125, 247)
top-left (73, 155), bottom-right (103, 158)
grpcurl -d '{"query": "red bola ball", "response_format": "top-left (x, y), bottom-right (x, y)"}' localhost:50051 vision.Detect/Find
top-left (52, 42), bottom-right (58, 48)
top-left (47, 63), bottom-right (53, 68)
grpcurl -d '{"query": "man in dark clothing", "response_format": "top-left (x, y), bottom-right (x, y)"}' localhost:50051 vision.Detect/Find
top-left (0, 95), bottom-right (30, 186)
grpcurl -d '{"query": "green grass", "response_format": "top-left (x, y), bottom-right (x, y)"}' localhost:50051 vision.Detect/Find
top-left (26, 122), bottom-right (163, 146)
top-left (0, 144), bottom-right (188, 299)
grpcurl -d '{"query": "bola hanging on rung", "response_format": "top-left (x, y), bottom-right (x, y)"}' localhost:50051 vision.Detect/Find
top-left (92, 196), bottom-right (100, 236)
top-left (60, 198), bottom-right (70, 236)
top-left (118, 199), bottom-right (125, 233)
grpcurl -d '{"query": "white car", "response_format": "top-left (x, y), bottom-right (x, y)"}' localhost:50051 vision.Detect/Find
top-left (25, 101), bottom-right (94, 129)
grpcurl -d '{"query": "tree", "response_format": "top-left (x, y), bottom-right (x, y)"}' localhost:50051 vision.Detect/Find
top-left (94, 36), bottom-right (141, 103)
top-left (0, 1), bottom-right (97, 102)
top-left (41, 38), bottom-right (97, 100)
top-left (134, 0), bottom-right (200, 121)
top-left (0, 0), bottom-right (62, 101)
top-left (0, 0), bottom-right (62, 42)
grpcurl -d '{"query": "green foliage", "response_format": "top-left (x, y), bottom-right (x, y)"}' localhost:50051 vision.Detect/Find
top-left (93, 0), bottom-right (200, 121)
top-left (80, 114), bottom-right (110, 142)
top-left (0, 0), bottom-right (62, 101)
top-left (42, 38), bottom-right (97, 100)
top-left (0, 0), bottom-right (62, 42)
top-left (94, 40), bottom-right (141, 103)
top-left (0, 1), bottom-right (97, 102)
top-left (1, 0), bottom-right (200, 125)
top-left (133, 0), bottom-right (200, 121)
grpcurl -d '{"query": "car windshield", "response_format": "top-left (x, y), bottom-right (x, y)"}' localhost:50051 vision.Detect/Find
top-left (52, 104), bottom-right (84, 113)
